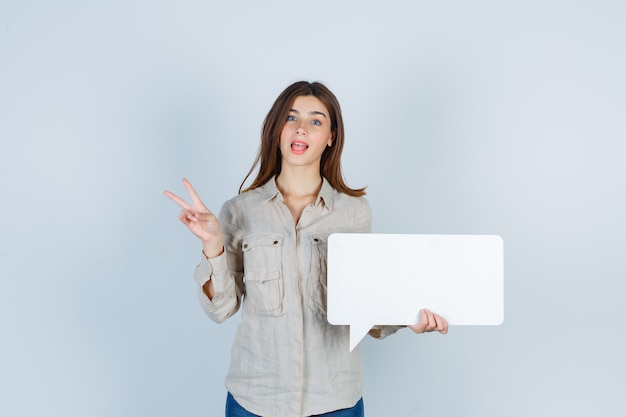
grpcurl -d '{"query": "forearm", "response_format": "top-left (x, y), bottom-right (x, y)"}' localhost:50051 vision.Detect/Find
top-left (202, 241), bottom-right (224, 260)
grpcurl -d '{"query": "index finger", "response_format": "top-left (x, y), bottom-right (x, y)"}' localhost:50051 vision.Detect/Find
top-left (163, 190), bottom-right (192, 210)
top-left (182, 178), bottom-right (205, 207)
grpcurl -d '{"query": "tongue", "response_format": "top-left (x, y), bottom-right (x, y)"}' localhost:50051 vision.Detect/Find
top-left (292, 143), bottom-right (307, 151)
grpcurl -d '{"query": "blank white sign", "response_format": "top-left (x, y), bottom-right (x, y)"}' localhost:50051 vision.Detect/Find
top-left (327, 233), bottom-right (504, 351)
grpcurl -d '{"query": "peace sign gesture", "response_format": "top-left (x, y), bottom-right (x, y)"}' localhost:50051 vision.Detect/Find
top-left (164, 178), bottom-right (224, 258)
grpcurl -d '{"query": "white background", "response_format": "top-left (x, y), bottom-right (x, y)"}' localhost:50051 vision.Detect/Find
top-left (1, 1), bottom-right (624, 416)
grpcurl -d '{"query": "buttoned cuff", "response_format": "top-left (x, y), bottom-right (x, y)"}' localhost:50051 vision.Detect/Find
top-left (194, 251), bottom-right (230, 295)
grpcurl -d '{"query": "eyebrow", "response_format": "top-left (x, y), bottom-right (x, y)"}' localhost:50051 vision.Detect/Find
top-left (289, 108), bottom-right (327, 119)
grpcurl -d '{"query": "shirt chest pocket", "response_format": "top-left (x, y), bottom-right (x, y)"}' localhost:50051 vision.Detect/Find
top-left (242, 233), bottom-right (285, 316)
top-left (308, 234), bottom-right (328, 316)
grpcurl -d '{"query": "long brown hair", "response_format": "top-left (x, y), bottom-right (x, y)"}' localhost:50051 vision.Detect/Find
top-left (239, 81), bottom-right (366, 197)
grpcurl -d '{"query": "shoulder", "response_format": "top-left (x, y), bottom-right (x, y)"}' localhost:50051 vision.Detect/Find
top-left (331, 191), bottom-right (371, 232)
top-left (333, 190), bottom-right (371, 213)
top-left (219, 179), bottom-right (280, 220)
top-left (320, 177), bottom-right (370, 214)
top-left (220, 187), bottom-right (266, 215)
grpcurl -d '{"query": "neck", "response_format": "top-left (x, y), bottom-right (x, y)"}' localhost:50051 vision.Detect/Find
top-left (276, 166), bottom-right (323, 198)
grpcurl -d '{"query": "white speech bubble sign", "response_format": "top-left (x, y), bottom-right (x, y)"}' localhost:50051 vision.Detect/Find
top-left (327, 234), bottom-right (504, 351)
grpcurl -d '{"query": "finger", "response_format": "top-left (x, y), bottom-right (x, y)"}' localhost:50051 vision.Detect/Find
top-left (164, 190), bottom-right (192, 210)
top-left (424, 309), bottom-right (437, 332)
top-left (180, 209), bottom-right (200, 223)
top-left (193, 212), bottom-right (216, 221)
top-left (178, 213), bottom-right (192, 227)
top-left (433, 314), bottom-right (448, 334)
top-left (440, 316), bottom-right (449, 334)
top-left (410, 309), bottom-right (429, 334)
top-left (182, 178), bottom-right (208, 209)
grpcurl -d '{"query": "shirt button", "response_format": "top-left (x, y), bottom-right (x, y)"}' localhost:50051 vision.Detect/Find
top-left (243, 244), bottom-right (248, 249)
top-left (273, 240), bottom-right (279, 245)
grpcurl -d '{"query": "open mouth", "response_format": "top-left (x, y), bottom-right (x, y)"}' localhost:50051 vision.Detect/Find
top-left (291, 142), bottom-right (309, 152)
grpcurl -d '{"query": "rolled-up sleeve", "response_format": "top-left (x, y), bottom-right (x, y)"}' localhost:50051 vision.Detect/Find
top-left (368, 325), bottom-right (405, 339)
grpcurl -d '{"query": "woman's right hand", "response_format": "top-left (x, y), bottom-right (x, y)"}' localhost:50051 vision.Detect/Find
top-left (164, 178), bottom-right (224, 258)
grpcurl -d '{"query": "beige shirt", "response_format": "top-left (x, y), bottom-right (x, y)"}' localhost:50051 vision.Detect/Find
top-left (194, 177), bottom-right (399, 417)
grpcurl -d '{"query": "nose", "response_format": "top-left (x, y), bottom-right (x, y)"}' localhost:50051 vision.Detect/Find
top-left (296, 122), bottom-right (307, 136)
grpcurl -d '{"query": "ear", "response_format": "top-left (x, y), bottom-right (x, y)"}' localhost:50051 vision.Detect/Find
top-left (327, 132), bottom-right (334, 147)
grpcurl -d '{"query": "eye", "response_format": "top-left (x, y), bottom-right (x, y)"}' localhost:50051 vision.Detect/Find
top-left (287, 115), bottom-right (296, 122)
top-left (311, 119), bottom-right (322, 126)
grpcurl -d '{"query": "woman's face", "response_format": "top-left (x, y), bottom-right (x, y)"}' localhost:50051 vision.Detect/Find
top-left (279, 95), bottom-right (333, 171)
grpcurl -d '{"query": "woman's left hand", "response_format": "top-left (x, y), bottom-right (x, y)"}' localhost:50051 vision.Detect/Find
top-left (409, 309), bottom-right (448, 335)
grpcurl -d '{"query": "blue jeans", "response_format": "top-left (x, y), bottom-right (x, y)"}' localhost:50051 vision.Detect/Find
top-left (225, 392), bottom-right (364, 417)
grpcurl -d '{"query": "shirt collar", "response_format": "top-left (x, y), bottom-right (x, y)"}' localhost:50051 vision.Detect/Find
top-left (259, 176), bottom-right (335, 210)
top-left (260, 177), bottom-right (281, 202)
top-left (317, 177), bottom-right (335, 210)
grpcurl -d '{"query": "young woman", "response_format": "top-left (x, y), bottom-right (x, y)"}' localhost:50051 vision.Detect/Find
top-left (165, 81), bottom-right (448, 417)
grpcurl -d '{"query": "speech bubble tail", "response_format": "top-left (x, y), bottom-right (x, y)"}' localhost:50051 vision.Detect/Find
top-left (349, 323), bottom-right (372, 352)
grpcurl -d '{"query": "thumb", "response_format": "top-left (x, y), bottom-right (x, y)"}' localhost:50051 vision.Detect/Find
top-left (409, 309), bottom-right (428, 334)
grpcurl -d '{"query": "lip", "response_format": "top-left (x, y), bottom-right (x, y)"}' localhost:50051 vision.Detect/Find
top-left (290, 141), bottom-right (309, 154)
